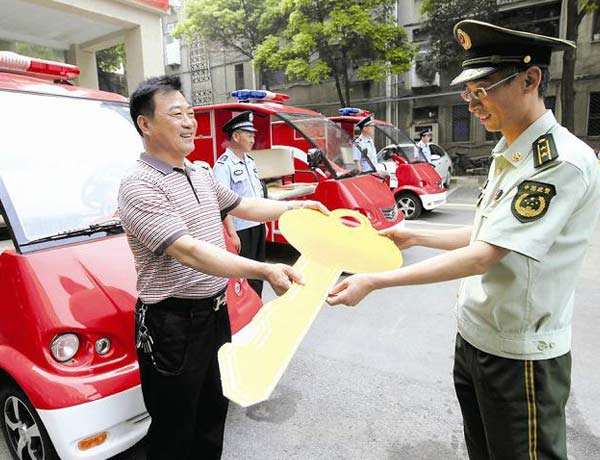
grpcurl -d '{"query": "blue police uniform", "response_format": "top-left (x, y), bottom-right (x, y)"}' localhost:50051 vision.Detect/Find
top-left (213, 149), bottom-right (264, 231)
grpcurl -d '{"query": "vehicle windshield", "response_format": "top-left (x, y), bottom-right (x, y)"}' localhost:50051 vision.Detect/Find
top-left (374, 124), bottom-right (425, 164)
top-left (0, 91), bottom-right (142, 243)
top-left (276, 113), bottom-right (354, 177)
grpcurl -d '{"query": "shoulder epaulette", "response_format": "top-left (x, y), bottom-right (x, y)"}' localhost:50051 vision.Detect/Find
top-left (246, 154), bottom-right (254, 161)
top-left (533, 133), bottom-right (559, 168)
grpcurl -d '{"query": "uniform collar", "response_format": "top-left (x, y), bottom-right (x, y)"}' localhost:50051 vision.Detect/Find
top-left (225, 147), bottom-right (250, 164)
top-left (491, 110), bottom-right (557, 168)
top-left (358, 134), bottom-right (372, 141)
top-left (140, 152), bottom-right (194, 175)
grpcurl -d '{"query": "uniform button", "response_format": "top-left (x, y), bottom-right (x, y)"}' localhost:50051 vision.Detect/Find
top-left (537, 341), bottom-right (548, 351)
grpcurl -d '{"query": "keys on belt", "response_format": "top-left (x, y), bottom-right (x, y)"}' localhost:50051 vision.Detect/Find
top-left (213, 292), bottom-right (227, 311)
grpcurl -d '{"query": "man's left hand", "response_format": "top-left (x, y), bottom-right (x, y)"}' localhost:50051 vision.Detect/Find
top-left (326, 274), bottom-right (374, 307)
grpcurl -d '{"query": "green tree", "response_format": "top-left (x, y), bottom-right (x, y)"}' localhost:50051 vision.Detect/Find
top-left (173, 0), bottom-right (285, 87)
top-left (96, 44), bottom-right (126, 73)
top-left (561, 0), bottom-right (599, 132)
top-left (255, 0), bottom-right (414, 107)
top-left (419, 0), bottom-right (498, 79)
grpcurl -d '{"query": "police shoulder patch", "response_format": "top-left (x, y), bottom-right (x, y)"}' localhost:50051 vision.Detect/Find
top-left (533, 133), bottom-right (558, 168)
top-left (511, 180), bottom-right (556, 223)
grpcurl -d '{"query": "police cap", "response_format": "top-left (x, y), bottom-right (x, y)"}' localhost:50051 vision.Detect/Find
top-left (222, 110), bottom-right (257, 134)
top-left (356, 114), bottom-right (374, 130)
top-left (450, 20), bottom-right (575, 86)
top-left (420, 129), bottom-right (433, 138)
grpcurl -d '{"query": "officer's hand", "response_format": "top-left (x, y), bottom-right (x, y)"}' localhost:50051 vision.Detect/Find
top-left (326, 274), bottom-right (373, 307)
top-left (289, 200), bottom-right (330, 215)
top-left (264, 263), bottom-right (305, 296)
top-left (379, 225), bottom-right (418, 250)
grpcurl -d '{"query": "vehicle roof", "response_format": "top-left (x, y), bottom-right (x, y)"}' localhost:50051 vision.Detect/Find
top-left (329, 115), bottom-right (394, 127)
top-left (193, 101), bottom-right (320, 116)
top-left (0, 70), bottom-right (128, 103)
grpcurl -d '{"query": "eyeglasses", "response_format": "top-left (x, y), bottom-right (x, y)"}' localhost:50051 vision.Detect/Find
top-left (460, 72), bottom-right (520, 103)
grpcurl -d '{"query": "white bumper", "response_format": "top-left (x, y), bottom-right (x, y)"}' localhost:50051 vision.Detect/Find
top-left (37, 385), bottom-right (149, 460)
top-left (421, 191), bottom-right (447, 210)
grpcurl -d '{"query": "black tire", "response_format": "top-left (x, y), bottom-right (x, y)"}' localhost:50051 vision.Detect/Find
top-left (0, 384), bottom-right (59, 460)
top-left (396, 192), bottom-right (423, 220)
top-left (444, 167), bottom-right (452, 188)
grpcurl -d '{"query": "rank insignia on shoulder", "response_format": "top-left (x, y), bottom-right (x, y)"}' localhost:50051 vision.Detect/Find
top-left (511, 180), bottom-right (556, 223)
top-left (533, 133), bottom-right (558, 168)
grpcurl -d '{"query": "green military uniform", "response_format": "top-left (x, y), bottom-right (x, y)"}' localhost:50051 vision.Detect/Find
top-left (450, 20), bottom-right (600, 460)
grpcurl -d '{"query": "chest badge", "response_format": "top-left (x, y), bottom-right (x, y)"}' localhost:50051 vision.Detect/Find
top-left (511, 180), bottom-right (556, 223)
top-left (233, 169), bottom-right (244, 176)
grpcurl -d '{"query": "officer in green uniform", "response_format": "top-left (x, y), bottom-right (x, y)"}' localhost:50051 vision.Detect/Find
top-left (327, 20), bottom-right (600, 460)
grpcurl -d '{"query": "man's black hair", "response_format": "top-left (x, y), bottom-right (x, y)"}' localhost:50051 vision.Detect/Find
top-left (129, 75), bottom-right (182, 136)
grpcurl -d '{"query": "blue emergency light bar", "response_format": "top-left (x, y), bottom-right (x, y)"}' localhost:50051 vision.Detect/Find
top-left (231, 89), bottom-right (290, 103)
top-left (338, 107), bottom-right (370, 117)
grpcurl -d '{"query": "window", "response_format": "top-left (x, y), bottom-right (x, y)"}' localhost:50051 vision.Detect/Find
top-left (498, 2), bottom-right (561, 38)
top-left (593, 10), bottom-right (600, 41)
top-left (234, 63), bottom-right (245, 90)
top-left (588, 93), bottom-right (600, 136)
top-left (452, 105), bottom-right (470, 142)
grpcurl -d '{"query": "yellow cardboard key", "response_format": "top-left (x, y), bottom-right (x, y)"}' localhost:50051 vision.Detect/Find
top-left (218, 208), bottom-right (403, 407)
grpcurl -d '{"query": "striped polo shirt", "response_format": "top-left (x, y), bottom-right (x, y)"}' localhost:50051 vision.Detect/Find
top-left (118, 153), bottom-right (241, 304)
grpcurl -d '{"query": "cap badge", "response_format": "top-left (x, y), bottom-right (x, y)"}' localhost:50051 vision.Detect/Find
top-left (523, 55), bottom-right (532, 64)
top-left (249, 113), bottom-right (254, 122)
top-left (457, 29), bottom-right (472, 50)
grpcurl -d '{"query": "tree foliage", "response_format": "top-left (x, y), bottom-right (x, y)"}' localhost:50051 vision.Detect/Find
top-left (419, 0), bottom-right (498, 76)
top-left (173, 0), bottom-right (284, 59)
top-left (96, 44), bottom-right (126, 73)
top-left (255, 0), bottom-right (414, 106)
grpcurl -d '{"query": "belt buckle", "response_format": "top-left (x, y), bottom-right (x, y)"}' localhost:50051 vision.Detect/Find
top-left (213, 292), bottom-right (226, 311)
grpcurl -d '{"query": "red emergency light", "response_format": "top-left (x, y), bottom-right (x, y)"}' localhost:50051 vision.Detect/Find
top-left (0, 51), bottom-right (81, 80)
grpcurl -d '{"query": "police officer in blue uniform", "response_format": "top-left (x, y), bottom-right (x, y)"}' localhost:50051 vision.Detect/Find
top-left (352, 114), bottom-right (378, 172)
top-left (213, 111), bottom-right (266, 296)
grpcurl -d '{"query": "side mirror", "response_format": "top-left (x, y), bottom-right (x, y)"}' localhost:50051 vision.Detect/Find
top-left (307, 148), bottom-right (323, 169)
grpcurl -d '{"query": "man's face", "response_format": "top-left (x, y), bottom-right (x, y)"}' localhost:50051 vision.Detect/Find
top-left (363, 125), bottom-right (375, 137)
top-left (232, 130), bottom-right (256, 152)
top-left (464, 71), bottom-right (521, 135)
top-left (144, 90), bottom-right (197, 157)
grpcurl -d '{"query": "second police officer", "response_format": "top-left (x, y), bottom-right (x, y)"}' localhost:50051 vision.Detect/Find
top-left (213, 111), bottom-right (267, 296)
top-left (352, 114), bottom-right (378, 173)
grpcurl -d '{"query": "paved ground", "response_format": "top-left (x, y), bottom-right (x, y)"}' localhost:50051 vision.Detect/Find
top-left (2, 178), bottom-right (599, 459)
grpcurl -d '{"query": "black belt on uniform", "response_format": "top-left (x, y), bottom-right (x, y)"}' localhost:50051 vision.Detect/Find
top-left (155, 289), bottom-right (227, 312)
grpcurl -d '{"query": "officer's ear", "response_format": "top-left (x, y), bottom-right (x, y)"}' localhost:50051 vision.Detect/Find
top-left (523, 67), bottom-right (541, 94)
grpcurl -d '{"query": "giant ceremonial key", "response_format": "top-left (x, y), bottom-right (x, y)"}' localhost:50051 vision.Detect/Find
top-left (218, 208), bottom-right (403, 407)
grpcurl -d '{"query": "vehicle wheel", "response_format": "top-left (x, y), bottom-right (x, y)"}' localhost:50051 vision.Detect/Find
top-left (444, 168), bottom-right (452, 188)
top-left (0, 385), bottom-right (59, 460)
top-left (396, 192), bottom-right (422, 220)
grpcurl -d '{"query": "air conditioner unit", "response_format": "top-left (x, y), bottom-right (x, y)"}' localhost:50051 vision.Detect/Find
top-left (410, 66), bottom-right (439, 88)
top-left (165, 40), bottom-right (181, 66)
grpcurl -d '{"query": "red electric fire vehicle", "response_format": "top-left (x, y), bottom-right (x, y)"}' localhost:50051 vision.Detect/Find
top-left (189, 90), bottom-right (403, 243)
top-left (0, 52), bottom-right (260, 460)
top-left (330, 108), bottom-right (447, 220)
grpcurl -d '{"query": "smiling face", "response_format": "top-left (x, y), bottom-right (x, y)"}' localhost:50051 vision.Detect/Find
top-left (231, 129), bottom-right (256, 154)
top-left (138, 90), bottom-right (197, 161)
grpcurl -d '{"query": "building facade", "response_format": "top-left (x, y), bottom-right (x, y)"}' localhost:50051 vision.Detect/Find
top-left (166, 0), bottom-right (600, 153)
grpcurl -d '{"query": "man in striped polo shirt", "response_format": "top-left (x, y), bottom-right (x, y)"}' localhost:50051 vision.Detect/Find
top-left (118, 75), bottom-right (327, 460)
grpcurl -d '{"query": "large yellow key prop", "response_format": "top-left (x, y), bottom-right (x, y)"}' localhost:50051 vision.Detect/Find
top-left (218, 208), bottom-right (403, 407)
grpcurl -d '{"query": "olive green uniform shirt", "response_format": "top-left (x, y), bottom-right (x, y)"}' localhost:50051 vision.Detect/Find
top-left (457, 111), bottom-right (600, 360)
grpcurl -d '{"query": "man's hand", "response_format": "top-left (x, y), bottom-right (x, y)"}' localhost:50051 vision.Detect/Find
top-left (231, 232), bottom-right (241, 253)
top-left (326, 274), bottom-right (374, 307)
top-left (264, 263), bottom-right (305, 296)
top-left (379, 225), bottom-right (418, 250)
top-left (288, 200), bottom-right (330, 215)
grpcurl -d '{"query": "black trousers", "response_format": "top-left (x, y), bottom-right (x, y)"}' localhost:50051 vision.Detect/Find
top-left (453, 334), bottom-right (571, 460)
top-left (237, 224), bottom-right (266, 296)
top-left (135, 295), bottom-right (232, 460)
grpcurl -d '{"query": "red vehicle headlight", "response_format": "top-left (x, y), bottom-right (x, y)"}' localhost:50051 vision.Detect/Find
top-left (50, 333), bottom-right (80, 362)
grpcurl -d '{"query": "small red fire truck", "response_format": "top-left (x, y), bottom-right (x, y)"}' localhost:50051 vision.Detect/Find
top-left (330, 108), bottom-right (447, 220)
top-left (188, 90), bottom-right (403, 243)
